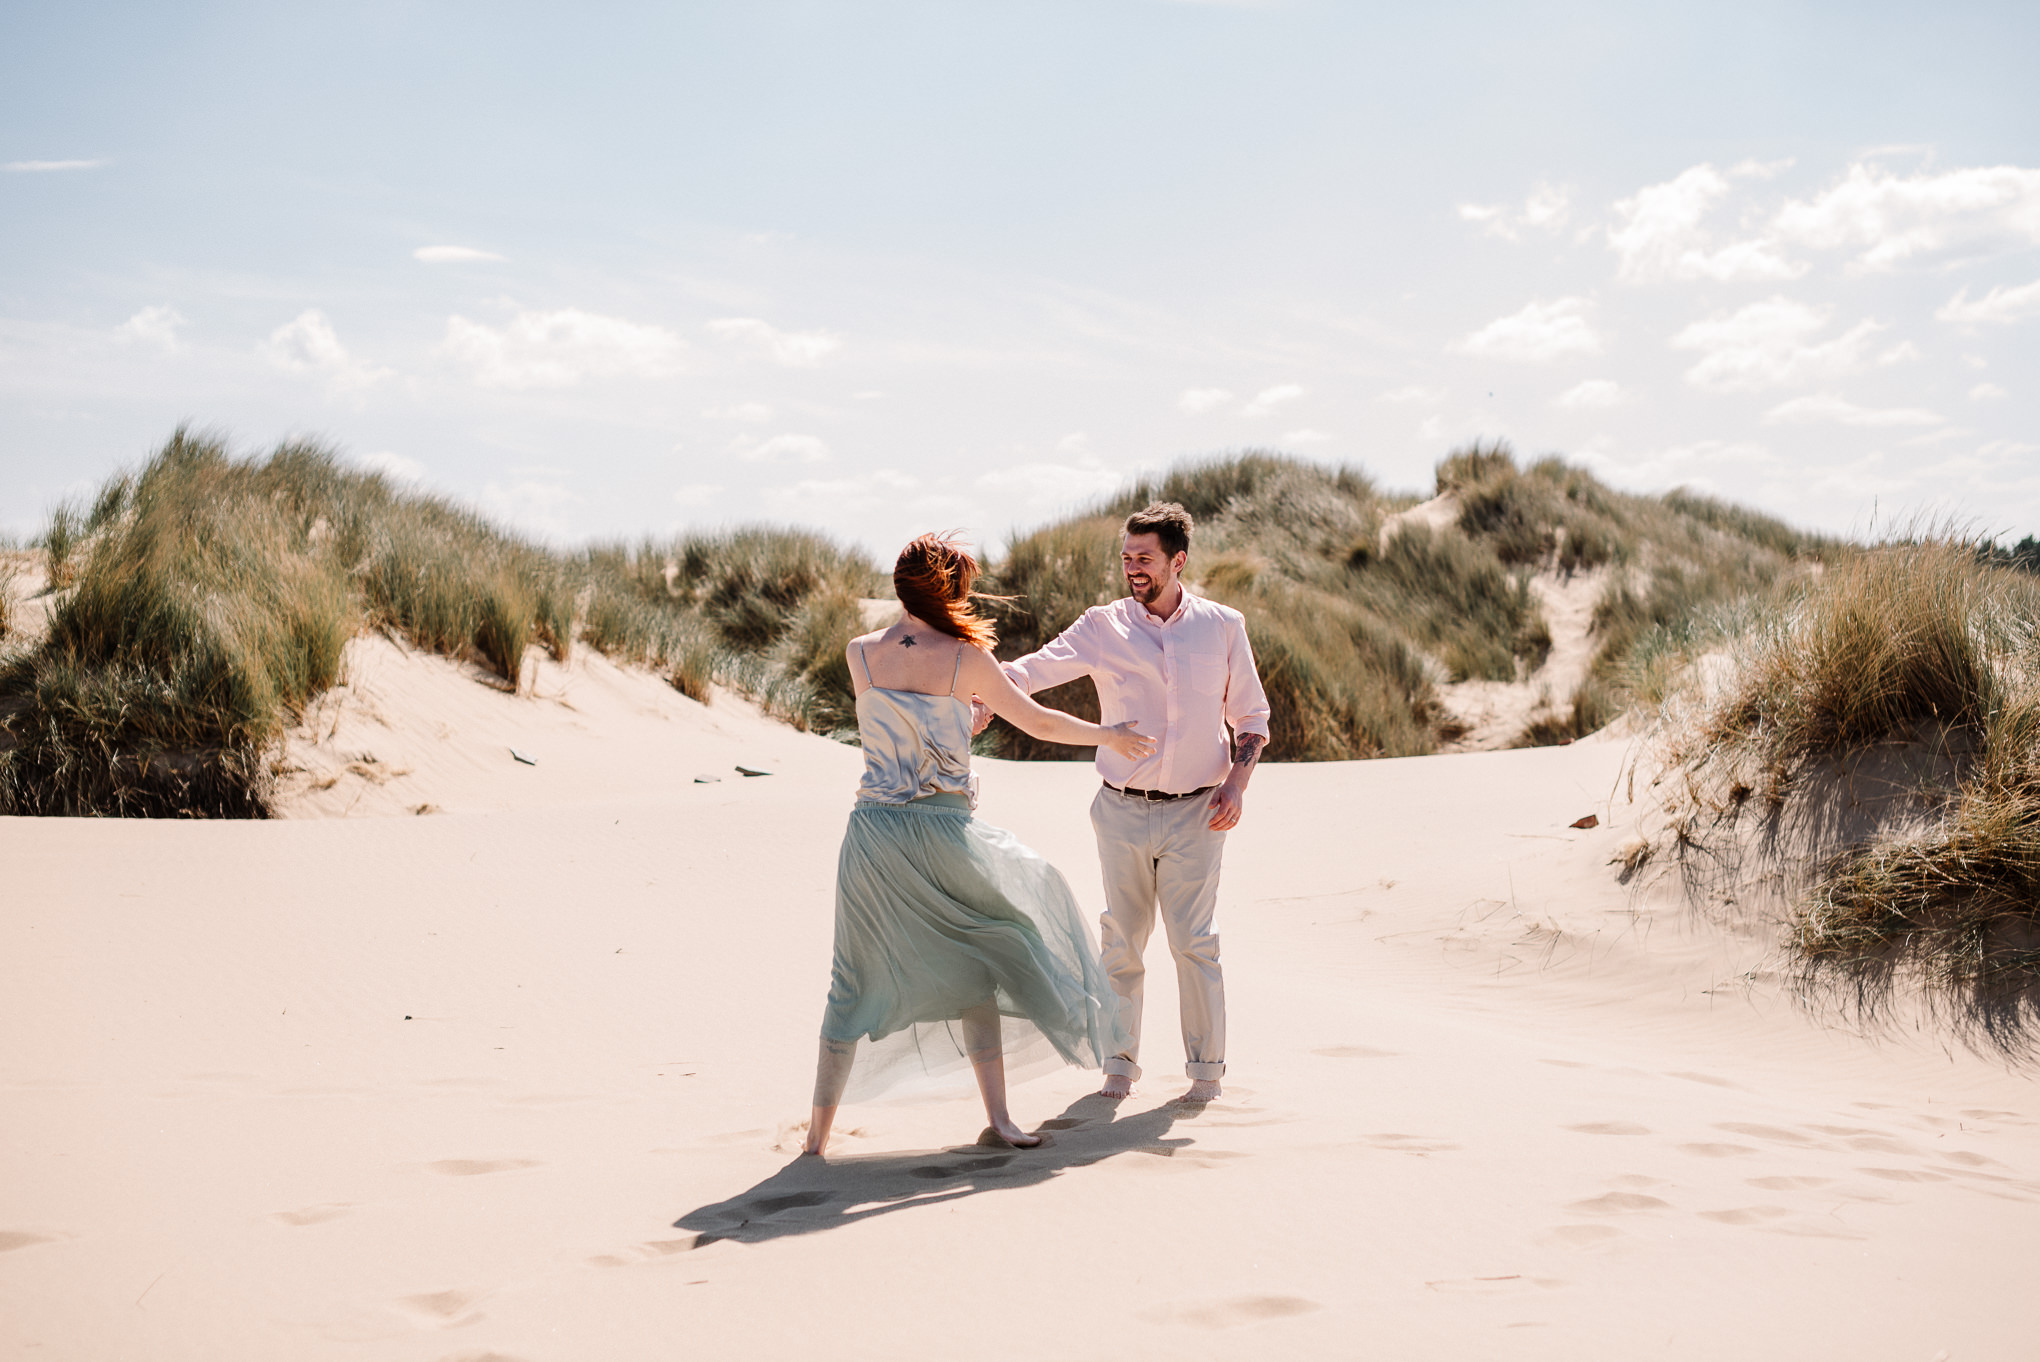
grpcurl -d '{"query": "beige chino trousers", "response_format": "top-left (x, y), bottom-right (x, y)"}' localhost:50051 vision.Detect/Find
top-left (1090, 784), bottom-right (1227, 1082)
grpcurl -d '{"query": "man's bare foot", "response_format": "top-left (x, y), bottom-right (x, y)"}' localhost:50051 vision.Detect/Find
top-left (1175, 1078), bottom-right (1222, 1103)
top-left (1098, 1073), bottom-right (1133, 1099)
top-left (983, 1122), bottom-right (1043, 1148)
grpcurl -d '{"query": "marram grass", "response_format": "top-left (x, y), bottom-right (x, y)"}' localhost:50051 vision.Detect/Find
top-left (0, 429), bottom-right (880, 816)
top-left (1661, 540), bottom-right (2040, 1051)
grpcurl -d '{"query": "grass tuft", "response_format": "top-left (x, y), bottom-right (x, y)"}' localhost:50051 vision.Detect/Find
top-left (1652, 538), bottom-right (2040, 1050)
top-left (0, 429), bottom-right (880, 814)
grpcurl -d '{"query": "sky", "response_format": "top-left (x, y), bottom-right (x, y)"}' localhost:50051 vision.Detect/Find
top-left (4, 0), bottom-right (2038, 559)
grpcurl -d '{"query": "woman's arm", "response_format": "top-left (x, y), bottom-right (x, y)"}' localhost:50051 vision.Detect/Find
top-left (957, 646), bottom-right (1153, 759)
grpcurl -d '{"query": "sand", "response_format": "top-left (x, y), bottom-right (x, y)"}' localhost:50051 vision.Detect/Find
top-left (5, 642), bottom-right (2039, 1360)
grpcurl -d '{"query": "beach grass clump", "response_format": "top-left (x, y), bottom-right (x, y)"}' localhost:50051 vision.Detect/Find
top-left (1, 430), bottom-right (358, 815)
top-left (1657, 538), bottom-right (2040, 1048)
top-left (0, 429), bottom-right (883, 814)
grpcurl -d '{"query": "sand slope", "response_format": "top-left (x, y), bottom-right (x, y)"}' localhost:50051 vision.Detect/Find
top-left (5, 660), bottom-right (2040, 1360)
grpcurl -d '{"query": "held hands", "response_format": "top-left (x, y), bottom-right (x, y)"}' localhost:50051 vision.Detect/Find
top-left (1101, 721), bottom-right (1156, 762)
top-left (968, 696), bottom-right (994, 736)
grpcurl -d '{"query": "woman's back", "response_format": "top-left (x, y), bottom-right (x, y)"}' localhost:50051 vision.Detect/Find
top-left (851, 636), bottom-right (976, 805)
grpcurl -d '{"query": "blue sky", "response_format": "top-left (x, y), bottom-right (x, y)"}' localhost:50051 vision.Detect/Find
top-left (4, 0), bottom-right (2038, 556)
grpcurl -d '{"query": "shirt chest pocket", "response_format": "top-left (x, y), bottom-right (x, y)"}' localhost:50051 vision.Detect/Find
top-left (1186, 652), bottom-right (1228, 697)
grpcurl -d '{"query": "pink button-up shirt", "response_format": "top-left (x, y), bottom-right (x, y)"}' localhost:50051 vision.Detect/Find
top-left (1007, 586), bottom-right (1272, 793)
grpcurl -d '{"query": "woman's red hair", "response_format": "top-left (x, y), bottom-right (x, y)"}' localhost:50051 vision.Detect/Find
top-left (894, 532), bottom-right (1002, 649)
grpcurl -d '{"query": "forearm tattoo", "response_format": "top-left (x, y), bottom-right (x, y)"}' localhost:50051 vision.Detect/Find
top-left (1232, 733), bottom-right (1265, 768)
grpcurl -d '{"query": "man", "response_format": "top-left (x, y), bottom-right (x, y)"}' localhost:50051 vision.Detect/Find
top-left (992, 502), bottom-right (1270, 1103)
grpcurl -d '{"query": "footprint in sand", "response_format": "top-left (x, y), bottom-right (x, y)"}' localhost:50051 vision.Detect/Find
top-left (588, 1237), bottom-right (704, 1267)
top-left (1747, 1176), bottom-right (1832, 1191)
top-left (271, 1203), bottom-right (353, 1227)
top-left (1144, 1295), bottom-right (1322, 1329)
top-left (1567, 1192), bottom-right (1672, 1214)
top-left (1679, 1143), bottom-right (1758, 1158)
top-left (1938, 1150), bottom-right (2013, 1170)
top-left (1714, 1123), bottom-right (1827, 1148)
top-left (1858, 1166), bottom-right (1950, 1183)
top-left (0, 1231), bottom-right (57, 1253)
top-left (1665, 1071), bottom-right (1744, 1090)
top-left (426, 1159), bottom-right (539, 1177)
top-left (1361, 1133), bottom-right (1461, 1155)
top-left (398, 1289), bottom-right (486, 1328)
top-left (1564, 1122), bottom-right (1650, 1136)
top-left (1697, 1205), bottom-right (1792, 1225)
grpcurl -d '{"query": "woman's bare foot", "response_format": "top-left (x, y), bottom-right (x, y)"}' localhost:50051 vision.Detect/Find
top-left (1175, 1078), bottom-right (1222, 1103)
top-left (1098, 1074), bottom-right (1133, 1099)
top-left (984, 1121), bottom-right (1043, 1148)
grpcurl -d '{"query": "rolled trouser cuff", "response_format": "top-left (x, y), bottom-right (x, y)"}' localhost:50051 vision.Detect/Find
top-left (1185, 1060), bottom-right (1226, 1081)
top-left (1103, 1057), bottom-right (1142, 1080)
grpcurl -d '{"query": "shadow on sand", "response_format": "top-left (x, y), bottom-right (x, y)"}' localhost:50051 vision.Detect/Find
top-left (673, 1093), bottom-right (1204, 1246)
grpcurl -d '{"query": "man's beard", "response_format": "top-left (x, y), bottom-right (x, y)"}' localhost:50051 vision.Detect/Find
top-left (1126, 574), bottom-right (1164, 604)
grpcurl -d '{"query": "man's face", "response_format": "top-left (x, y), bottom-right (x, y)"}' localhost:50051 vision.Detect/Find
top-left (1122, 532), bottom-right (1187, 607)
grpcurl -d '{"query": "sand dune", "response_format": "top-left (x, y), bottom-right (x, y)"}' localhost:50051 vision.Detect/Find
top-left (4, 648), bottom-right (2038, 1359)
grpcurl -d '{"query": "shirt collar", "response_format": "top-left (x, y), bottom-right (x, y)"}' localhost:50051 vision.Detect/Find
top-left (1129, 582), bottom-right (1197, 627)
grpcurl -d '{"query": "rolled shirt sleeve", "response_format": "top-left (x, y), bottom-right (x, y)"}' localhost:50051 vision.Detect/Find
top-left (1223, 614), bottom-right (1272, 743)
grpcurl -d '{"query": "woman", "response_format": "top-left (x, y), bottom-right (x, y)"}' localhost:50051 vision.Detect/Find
top-left (805, 532), bottom-right (1154, 1156)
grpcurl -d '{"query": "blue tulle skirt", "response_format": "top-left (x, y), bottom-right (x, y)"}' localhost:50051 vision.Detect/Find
top-left (821, 796), bottom-right (1117, 1101)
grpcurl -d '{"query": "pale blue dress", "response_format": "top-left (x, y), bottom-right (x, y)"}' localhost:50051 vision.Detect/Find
top-left (819, 642), bottom-right (1118, 1100)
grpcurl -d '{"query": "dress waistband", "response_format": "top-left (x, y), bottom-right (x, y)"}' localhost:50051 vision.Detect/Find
top-left (855, 791), bottom-right (973, 812)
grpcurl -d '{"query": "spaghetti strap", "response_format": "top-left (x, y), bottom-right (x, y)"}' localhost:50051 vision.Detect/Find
top-left (856, 642), bottom-right (874, 686)
top-left (949, 640), bottom-right (965, 696)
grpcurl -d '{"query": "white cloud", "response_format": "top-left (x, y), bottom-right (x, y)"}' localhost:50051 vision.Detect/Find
top-left (440, 308), bottom-right (688, 388)
top-left (673, 483), bottom-right (722, 507)
top-left (482, 476), bottom-right (578, 541)
top-left (1241, 383), bottom-right (1305, 416)
top-left (114, 305), bottom-right (185, 351)
top-left (259, 309), bottom-right (391, 389)
top-left (703, 401), bottom-right (774, 423)
top-left (1281, 428), bottom-right (1331, 445)
top-left (1457, 297), bottom-right (1602, 362)
top-left (1670, 297), bottom-right (1889, 392)
top-left (770, 469), bottom-right (921, 509)
top-left (977, 459), bottom-right (1123, 506)
top-left (1554, 379), bottom-right (1626, 409)
top-left (1607, 164), bottom-right (1801, 283)
top-left (413, 245), bottom-right (507, 264)
top-left (707, 317), bottom-right (841, 366)
top-left (1459, 182), bottom-right (1571, 241)
top-left (1937, 278), bottom-right (2040, 325)
top-left (1377, 385), bottom-right (1445, 405)
top-left (3, 159), bottom-right (106, 172)
top-left (1762, 394), bottom-right (1943, 428)
top-left (1178, 386), bottom-right (1233, 414)
top-left (1971, 383), bottom-right (2007, 400)
top-left (735, 433), bottom-right (831, 464)
top-left (358, 450), bottom-right (426, 484)
top-left (1770, 162), bottom-right (2040, 271)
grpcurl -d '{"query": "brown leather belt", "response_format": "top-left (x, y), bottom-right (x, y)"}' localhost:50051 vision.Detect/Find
top-left (1105, 782), bottom-right (1215, 802)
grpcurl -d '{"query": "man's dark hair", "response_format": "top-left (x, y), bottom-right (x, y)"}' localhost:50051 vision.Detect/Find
top-left (1124, 501), bottom-right (1193, 559)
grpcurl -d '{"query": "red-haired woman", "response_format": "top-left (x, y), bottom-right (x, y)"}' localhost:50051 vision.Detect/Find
top-left (804, 533), bottom-right (1154, 1156)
